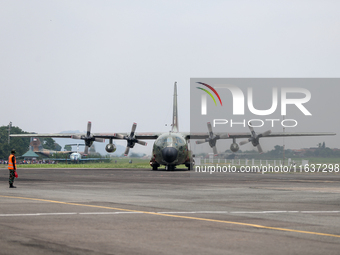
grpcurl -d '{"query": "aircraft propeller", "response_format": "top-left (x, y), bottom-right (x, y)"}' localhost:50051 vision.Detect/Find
top-left (239, 122), bottom-right (271, 153)
top-left (195, 122), bottom-right (227, 155)
top-left (71, 121), bottom-right (105, 155)
top-left (114, 123), bottom-right (147, 156)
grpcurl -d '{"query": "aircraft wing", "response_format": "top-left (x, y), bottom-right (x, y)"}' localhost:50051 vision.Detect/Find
top-left (182, 132), bottom-right (229, 139)
top-left (11, 131), bottom-right (336, 140)
top-left (228, 132), bottom-right (336, 139)
top-left (10, 132), bottom-right (163, 140)
top-left (92, 132), bottom-right (162, 140)
top-left (10, 133), bottom-right (80, 138)
top-left (183, 132), bottom-right (336, 140)
top-left (135, 132), bottom-right (162, 139)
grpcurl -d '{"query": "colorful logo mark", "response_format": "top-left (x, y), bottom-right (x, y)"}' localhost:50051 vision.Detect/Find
top-left (196, 82), bottom-right (222, 106)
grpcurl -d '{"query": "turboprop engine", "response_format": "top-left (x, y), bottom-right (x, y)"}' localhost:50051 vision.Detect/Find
top-left (105, 143), bottom-right (116, 153)
top-left (230, 142), bottom-right (239, 152)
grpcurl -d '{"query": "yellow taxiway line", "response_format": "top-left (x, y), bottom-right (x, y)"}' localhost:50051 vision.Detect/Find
top-left (1, 195), bottom-right (340, 238)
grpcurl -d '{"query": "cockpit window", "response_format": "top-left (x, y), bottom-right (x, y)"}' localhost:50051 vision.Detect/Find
top-left (155, 137), bottom-right (167, 147)
top-left (175, 137), bottom-right (185, 145)
top-left (155, 135), bottom-right (185, 147)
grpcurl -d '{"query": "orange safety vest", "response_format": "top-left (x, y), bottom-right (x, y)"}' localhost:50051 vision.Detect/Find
top-left (8, 154), bottom-right (16, 170)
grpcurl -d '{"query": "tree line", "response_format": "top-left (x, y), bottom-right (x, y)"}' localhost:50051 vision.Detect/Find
top-left (223, 144), bottom-right (340, 159)
top-left (0, 125), bottom-right (60, 159)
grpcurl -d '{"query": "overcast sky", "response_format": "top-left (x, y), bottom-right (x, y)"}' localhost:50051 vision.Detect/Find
top-left (1, 1), bottom-right (339, 154)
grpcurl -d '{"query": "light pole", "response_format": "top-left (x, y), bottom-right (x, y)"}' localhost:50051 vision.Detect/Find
top-left (8, 122), bottom-right (12, 144)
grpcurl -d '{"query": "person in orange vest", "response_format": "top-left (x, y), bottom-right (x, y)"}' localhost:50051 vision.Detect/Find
top-left (8, 149), bottom-right (17, 188)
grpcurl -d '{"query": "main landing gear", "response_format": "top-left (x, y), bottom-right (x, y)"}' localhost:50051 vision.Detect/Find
top-left (185, 159), bottom-right (195, 171)
top-left (151, 162), bottom-right (160, 170)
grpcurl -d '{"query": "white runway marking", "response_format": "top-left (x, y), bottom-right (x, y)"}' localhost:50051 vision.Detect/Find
top-left (0, 211), bottom-right (339, 217)
top-left (300, 211), bottom-right (340, 213)
top-left (0, 213), bottom-right (78, 217)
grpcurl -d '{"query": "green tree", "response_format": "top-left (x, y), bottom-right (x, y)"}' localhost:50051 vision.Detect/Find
top-left (0, 125), bottom-right (30, 159)
top-left (130, 152), bottom-right (146, 158)
top-left (64, 145), bottom-right (72, 151)
top-left (41, 137), bottom-right (61, 151)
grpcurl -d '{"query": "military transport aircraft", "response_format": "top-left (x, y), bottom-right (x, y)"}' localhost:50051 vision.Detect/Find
top-left (29, 139), bottom-right (103, 162)
top-left (66, 144), bottom-right (108, 162)
top-left (66, 144), bottom-right (85, 161)
top-left (29, 137), bottom-right (73, 157)
top-left (11, 83), bottom-right (336, 170)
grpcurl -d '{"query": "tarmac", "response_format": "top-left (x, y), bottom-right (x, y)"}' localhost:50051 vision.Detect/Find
top-left (0, 168), bottom-right (340, 255)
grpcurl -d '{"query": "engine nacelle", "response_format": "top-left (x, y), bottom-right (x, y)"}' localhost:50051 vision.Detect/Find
top-left (105, 143), bottom-right (116, 153)
top-left (230, 143), bottom-right (239, 153)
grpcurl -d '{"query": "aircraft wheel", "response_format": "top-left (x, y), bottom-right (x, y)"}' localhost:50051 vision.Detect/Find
top-left (186, 162), bottom-right (194, 171)
top-left (152, 165), bottom-right (158, 170)
top-left (167, 165), bottom-right (175, 171)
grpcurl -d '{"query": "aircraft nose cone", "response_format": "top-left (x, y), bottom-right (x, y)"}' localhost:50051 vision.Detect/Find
top-left (162, 147), bottom-right (178, 163)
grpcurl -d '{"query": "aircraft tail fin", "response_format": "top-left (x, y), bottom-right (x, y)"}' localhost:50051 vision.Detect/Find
top-left (30, 137), bottom-right (43, 152)
top-left (171, 82), bottom-right (179, 132)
